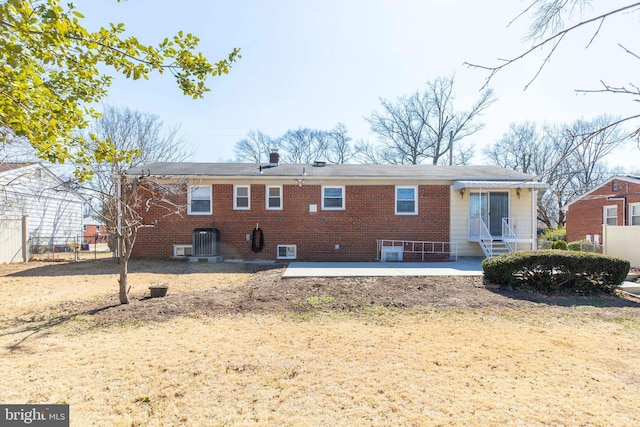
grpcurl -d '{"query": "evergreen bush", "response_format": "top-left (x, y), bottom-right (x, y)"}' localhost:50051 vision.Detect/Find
top-left (482, 250), bottom-right (630, 294)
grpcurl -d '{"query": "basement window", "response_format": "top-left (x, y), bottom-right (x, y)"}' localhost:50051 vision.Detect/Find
top-left (173, 245), bottom-right (193, 257)
top-left (277, 245), bottom-right (297, 260)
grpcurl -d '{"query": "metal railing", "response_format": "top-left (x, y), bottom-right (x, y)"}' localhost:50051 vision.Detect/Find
top-left (376, 239), bottom-right (458, 261)
top-left (502, 219), bottom-right (517, 253)
top-left (469, 217), bottom-right (536, 257)
top-left (502, 218), bottom-right (535, 240)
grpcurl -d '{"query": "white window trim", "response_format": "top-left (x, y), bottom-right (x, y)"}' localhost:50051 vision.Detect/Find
top-left (187, 185), bottom-right (212, 215)
top-left (277, 244), bottom-right (297, 259)
top-left (173, 244), bottom-right (193, 257)
top-left (630, 203), bottom-right (640, 226)
top-left (395, 185), bottom-right (418, 215)
top-left (321, 185), bottom-right (345, 210)
top-left (234, 185), bottom-right (251, 210)
top-left (266, 185), bottom-right (283, 210)
top-left (603, 205), bottom-right (617, 225)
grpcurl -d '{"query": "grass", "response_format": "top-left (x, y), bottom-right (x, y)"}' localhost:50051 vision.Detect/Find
top-left (1, 260), bottom-right (640, 426)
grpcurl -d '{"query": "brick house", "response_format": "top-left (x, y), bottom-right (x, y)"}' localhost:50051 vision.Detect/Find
top-left (126, 158), bottom-right (547, 261)
top-left (566, 175), bottom-right (640, 244)
top-left (82, 215), bottom-right (108, 244)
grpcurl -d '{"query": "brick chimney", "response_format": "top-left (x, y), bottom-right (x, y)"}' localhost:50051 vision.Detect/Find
top-left (269, 149), bottom-right (279, 167)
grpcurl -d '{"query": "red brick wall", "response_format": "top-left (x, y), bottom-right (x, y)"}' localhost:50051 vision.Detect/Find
top-left (132, 183), bottom-right (451, 261)
top-left (566, 179), bottom-right (640, 243)
top-left (83, 225), bottom-right (107, 244)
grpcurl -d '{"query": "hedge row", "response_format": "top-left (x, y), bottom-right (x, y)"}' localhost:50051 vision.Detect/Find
top-left (482, 250), bottom-right (630, 294)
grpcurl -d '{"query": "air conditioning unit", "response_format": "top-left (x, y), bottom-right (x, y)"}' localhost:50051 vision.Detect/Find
top-left (192, 228), bottom-right (220, 256)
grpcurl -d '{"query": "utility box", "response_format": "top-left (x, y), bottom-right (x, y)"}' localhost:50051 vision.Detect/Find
top-left (192, 228), bottom-right (220, 257)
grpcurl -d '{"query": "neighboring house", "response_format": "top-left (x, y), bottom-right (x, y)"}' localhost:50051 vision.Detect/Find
top-left (566, 175), bottom-right (640, 244)
top-left (83, 215), bottom-right (108, 244)
top-left (126, 156), bottom-right (547, 262)
top-left (0, 162), bottom-right (84, 250)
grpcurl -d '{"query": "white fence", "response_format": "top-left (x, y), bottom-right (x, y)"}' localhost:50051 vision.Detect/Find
top-left (603, 225), bottom-right (640, 268)
top-left (0, 216), bottom-right (28, 263)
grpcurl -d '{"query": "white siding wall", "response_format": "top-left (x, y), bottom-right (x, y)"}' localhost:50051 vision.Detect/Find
top-left (450, 187), bottom-right (536, 257)
top-left (450, 188), bottom-right (482, 257)
top-left (0, 165), bottom-right (83, 244)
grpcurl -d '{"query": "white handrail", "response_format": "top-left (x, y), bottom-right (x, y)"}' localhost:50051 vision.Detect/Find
top-left (478, 217), bottom-right (494, 257)
top-left (502, 218), bottom-right (517, 252)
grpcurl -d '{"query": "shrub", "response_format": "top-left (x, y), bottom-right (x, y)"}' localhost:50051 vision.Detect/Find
top-left (542, 227), bottom-right (566, 242)
top-left (550, 240), bottom-right (567, 250)
top-left (567, 240), bottom-right (595, 252)
top-left (482, 250), bottom-right (630, 294)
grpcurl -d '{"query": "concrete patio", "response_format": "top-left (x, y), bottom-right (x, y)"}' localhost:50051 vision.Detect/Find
top-left (282, 258), bottom-right (484, 278)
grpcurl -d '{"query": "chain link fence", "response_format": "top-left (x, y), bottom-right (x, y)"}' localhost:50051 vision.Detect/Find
top-left (29, 235), bottom-right (114, 261)
top-left (538, 240), bottom-right (603, 253)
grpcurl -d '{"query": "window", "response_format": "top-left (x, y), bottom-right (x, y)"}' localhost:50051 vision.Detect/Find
top-left (266, 185), bottom-right (282, 210)
top-left (277, 245), bottom-right (297, 259)
top-left (322, 186), bottom-right (344, 210)
top-left (96, 225), bottom-right (100, 232)
top-left (188, 186), bottom-right (212, 215)
top-left (631, 204), bottom-right (640, 226)
top-left (83, 225), bottom-right (87, 232)
top-left (604, 205), bottom-right (617, 226)
top-left (234, 185), bottom-right (250, 210)
top-left (395, 186), bottom-right (417, 215)
top-left (173, 245), bottom-right (193, 257)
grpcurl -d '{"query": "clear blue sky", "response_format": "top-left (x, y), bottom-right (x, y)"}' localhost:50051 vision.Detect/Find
top-left (76, 0), bottom-right (638, 169)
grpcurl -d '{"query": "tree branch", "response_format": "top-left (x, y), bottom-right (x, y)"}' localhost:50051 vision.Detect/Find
top-left (464, 2), bottom-right (640, 90)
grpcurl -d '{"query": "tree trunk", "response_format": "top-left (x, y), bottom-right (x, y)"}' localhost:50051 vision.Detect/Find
top-left (118, 258), bottom-right (130, 304)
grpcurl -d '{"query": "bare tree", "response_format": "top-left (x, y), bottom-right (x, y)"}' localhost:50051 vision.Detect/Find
top-left (484, 116), bottom-right (625, 227)
top-left (111, 172), bottom-right (186, 304)
top-left (234, 129), bottom-right (276, 163)
top-left (324, 123), bottom-right (354, 164)
top-left (234, 125), bottom-right (354, 164)
top-left (353, 139), bottom-right (400, 164)
top-left (77, 105), bottom-right (193, 304)
top-left (484, 122), bottom-right (548, 175)
top-left (84, 105), bottom-right (191, 225)
top-left (465, 1), bottom-right (640, 142)
top-left (278, 128), bottom-right (330, 164)
top-left (366, 76), bottom-right (494, 165)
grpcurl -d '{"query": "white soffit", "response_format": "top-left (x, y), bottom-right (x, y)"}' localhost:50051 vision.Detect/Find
top-left (453, 181), bottom-right (549, 190)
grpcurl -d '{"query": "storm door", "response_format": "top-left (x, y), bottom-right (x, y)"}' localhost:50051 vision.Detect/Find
top-left (469, 191), bottom-right (509, 237)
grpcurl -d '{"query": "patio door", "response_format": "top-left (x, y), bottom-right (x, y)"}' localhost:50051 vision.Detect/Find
top-left (470, 191), bottom-right (509, 237)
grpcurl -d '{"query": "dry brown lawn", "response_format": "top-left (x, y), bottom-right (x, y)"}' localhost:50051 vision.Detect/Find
top-left (1, 258), bottom-right (640, 426)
